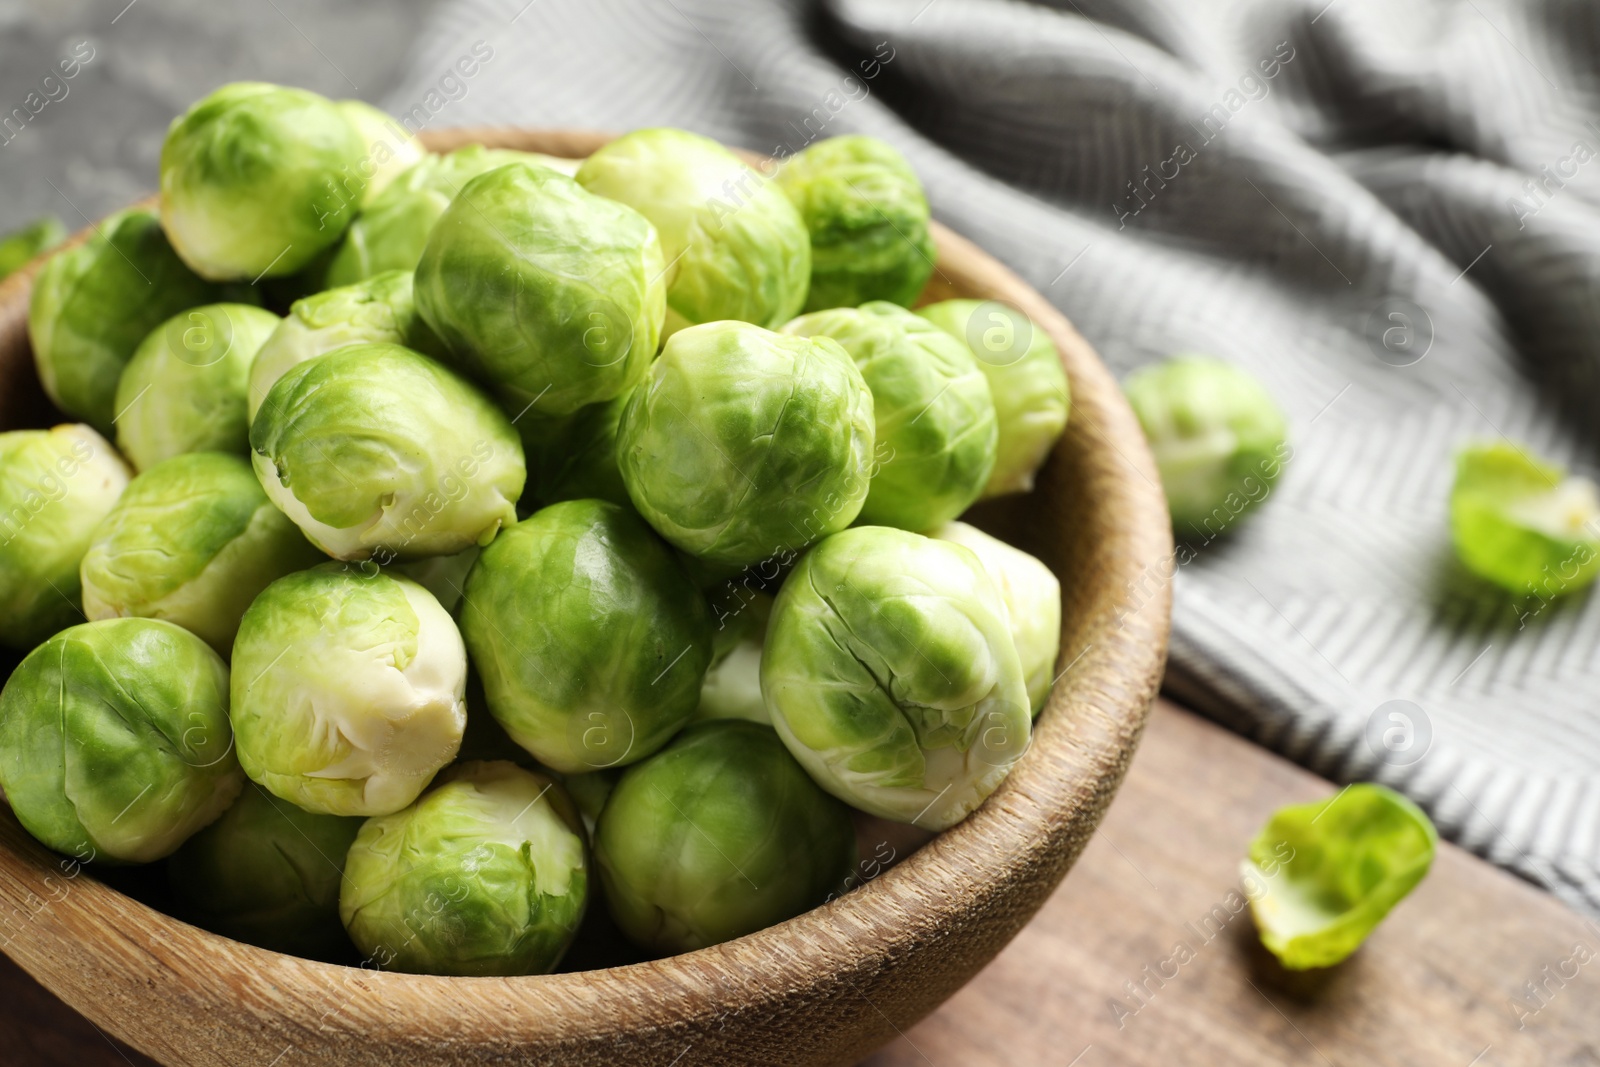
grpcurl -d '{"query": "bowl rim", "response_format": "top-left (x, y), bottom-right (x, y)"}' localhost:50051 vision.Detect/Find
top-left (0, 127), bottom-right (1172, 1066)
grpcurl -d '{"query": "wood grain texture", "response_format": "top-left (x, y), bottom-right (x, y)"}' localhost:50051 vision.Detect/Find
top-left (867, 701), bottom-right (1600, 1067)
top-left (0, 130), bottom-right (1173, 1066)
top-left (7, 701), bottom-right (1592, 1066)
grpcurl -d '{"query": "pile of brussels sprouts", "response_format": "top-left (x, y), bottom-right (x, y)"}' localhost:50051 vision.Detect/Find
top-left (0, 83), bottom-right (1074, 974)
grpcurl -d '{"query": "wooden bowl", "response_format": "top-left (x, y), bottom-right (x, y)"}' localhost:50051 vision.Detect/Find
top-left (0, 129), bottom-right (1171, 1066)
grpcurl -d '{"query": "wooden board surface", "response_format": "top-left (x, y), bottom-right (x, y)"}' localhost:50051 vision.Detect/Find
top-left (4, 700), bottom-right (1594, 1066)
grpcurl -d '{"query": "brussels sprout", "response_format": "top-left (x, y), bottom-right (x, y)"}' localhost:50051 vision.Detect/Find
top-left (776, 135), bottom-right (935, 312)
top-left (784, 302), bottom-right (996, 530)
top-left (0, 617), bottom-right (242, 863)
top-left (0, 215), bottom-right (65, 280)
top-left (325, 146), bottom-right (571, 288)
top-left (415, 161), bottom-right (665, 418)
top-left (0, 425), bottom-right (130, 649)
top-left (340, 760), bottom-right (587, 976)
top-left (28, 208), bottom-right (226, 433)
top-left (1125, 355), bottom-right (1288, 536)
top-left (167, 781), bottom-right (362, 958)
top-left (917, 299), bottom-right (1070, 498)
top-left (516, 394), bottom-right (631, 510)
top-left (79, 453), bottom-right (321, 653)
top-left (460, 499), bottom-right (713, 773)
top-left (113, 303), bottom-right (280, 471)
top-left (930, 522), bottom-right (1060, 716)
top-left (160, 82), bottom-right (368, 280)
top-left (1450, 441), bottom-right (1600, 597)
top-left (594, 720), bottom-right (855, 954)
top-left (561, 769), bottom-right (619, 829)
top-left (694, 591), bottom-right (772, 724)
top-left (577, 128), bottom-right (811, 333)
top-left (250, 343), bottom-right (524, 561)
top-left (762, 526), bottom-right (1031, 830)
top-left (1243, 783), bottom-right (1436, 970)
top-left (246, 270), bottom-right (438, 422)
top-left (230, 563), bottom-right (467, 816)
top-left (333, 100), bottom-right (427, 206)
top-left (395, 546), bottom-right (479, 615)
top-left (616, 320), bottom-right (875, 568)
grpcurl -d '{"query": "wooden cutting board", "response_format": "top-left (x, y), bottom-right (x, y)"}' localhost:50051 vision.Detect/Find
top-left (4, 700), bottom-right (1594, 1065)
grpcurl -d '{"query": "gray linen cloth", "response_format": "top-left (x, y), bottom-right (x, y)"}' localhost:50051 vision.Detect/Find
top-left (384, 0), bottom-right (1600, 915)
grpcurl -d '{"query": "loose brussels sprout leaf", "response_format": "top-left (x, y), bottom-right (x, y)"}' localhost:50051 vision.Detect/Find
top-left (694, 590), bottom-right (772, 724)
top-left (516, 394), bottom-right (632, 510)
top-left (762, 526), bottom-right (1031, 830)
top-left (415, 161), bottom-right (665, 418)
top-left (246, 270), bottom-right (439, 422)
top-left (80, 452), bottom-right (322, 654)
top-left (0, 618), bottom-right (243, 863)
top-left (167, 781), bottom-right (362, 958)
top-left (776, 135), bottom-right (936, 312)
top-left (1243, 783), bottom-right (1436, 970)
top-left (1124, 355), bottom-right (1288, 536)
top-left (28, 208), bottom-right (227, 433)
top-left (785, 302), bottom-right (996, 531)
top-left (0, 215), bottom-right (66, 280)
top-left (340, 760), bottom-right (587, 976)
top-left (930, 522), bottom-right (1060, 716)
top-left (0, 425), bottom-right (129, 649)
top-left (230, 564), bottom-right (467, 816)
top-left (460, 499), bottom-right (713, 774)
top-left (594, 720), bottom-right (855, 954)
top-left (577, 128), bottom-right (811, 333)
top-left (250, 343), bottom-right (525, 561)
top-left (333, 99), bottom-right (427, 206)
top-left (325, 146), bottom-right (570, 288)
top-left (1450, 441), bottom-right (1600, 597)
top-left (114, 303), bottom-right (280, 471)
top-left (917, 299), bottom-right (1070, 497)
top-left (616, 320), bottom-right (875, 568)
top-left (160, 82), bottom-right (367, 280)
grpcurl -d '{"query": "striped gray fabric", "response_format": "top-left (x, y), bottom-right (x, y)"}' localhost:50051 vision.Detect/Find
top-left (386, 0), bottom-right (1600, 914)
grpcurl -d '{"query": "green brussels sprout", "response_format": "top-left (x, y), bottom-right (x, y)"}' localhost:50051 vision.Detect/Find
top-left (1243, 783), bottom-right (1436, 970)
top-left (776, 135), bottom-right (936, 312)
top-left (460, 499), bottom-right (713, 773)
top-left (230, 563), bottom-right (467, 816)
top-left (159, 82), bottom-right (368, 280)
top-left (415, 161), bottom-right (665, 418)
top-left (762, 526), bottom-right (1031, 830)
top-left (395, 546), bottom-right (479, 616)
top-left (325, 146), bottom-right (571, 288)
top-left (246, 270), bottom-right (438, 422)
top-left (1124, 355), bottom-right (1288, 536)
top-left (1450, 441), bottom-right (1600, 597)
top-left (930, 522), bottom-right (1060, 716)
top-left (79, 453), bottom-right (321, 654)
top-left (616, 320), bottom-right (875, 568)
top-left (917, 299), bottom-right (1070, 497)
top-left (167, 781), bottom-right (362, 958)
top-left (28, 207), bottom-right (226, 433)
top-left (250, 343), bottom-right (524, 561)
top-left (577, 128), bottom-right (811, 333)
top-left (516, 394), bottom-right (631, 510)
top-left (113, 303), bottom-right (280, 471)
top-left (340, 760), bottom-right (587, 976)
top-left (0, 215), bottom-right (66, 280)
top-left (784, 302), bottom-right (996, 530)
top-left (333, 100), bottom-right (427, 207)
top-left (0, 617), bottom-right (243, 863)
top-left (594, 720), bottom-right (855, 954)
top-left (694, 590), bottom-right (772, 724)
top-left (0, 425), bottom-right (130, 649)
top-left (561, 768), bottom-right (619, 830)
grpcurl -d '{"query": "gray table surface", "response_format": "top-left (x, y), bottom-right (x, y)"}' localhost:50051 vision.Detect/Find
top-left (0, 0), bottom-right (437, 236)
